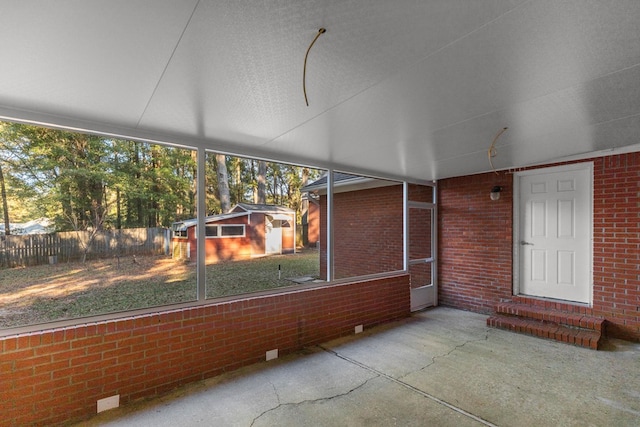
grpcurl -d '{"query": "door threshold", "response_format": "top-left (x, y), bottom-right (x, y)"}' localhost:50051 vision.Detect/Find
top-left (513, 295), bottom-right (593, 312)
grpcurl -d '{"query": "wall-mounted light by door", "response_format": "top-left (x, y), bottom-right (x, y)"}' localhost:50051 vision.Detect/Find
top-left (490, 186), bottom-right (502, 201)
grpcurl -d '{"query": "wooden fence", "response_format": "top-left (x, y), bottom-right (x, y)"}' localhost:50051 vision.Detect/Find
top-left (0, 227), bottom-right (170, 268)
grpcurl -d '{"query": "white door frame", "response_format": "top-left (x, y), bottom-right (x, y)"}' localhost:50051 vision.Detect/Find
top-left (512, 162), bottom-right (593, 304)
top-left (404, 182), bottom-right (438, 312)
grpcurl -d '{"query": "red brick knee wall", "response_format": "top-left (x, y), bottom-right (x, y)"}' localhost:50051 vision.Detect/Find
top-left (0, 274), bottom-right (410, 426)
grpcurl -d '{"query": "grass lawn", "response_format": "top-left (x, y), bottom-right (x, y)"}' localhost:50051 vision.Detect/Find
top-left (0, 248), bottom-right (319, 329)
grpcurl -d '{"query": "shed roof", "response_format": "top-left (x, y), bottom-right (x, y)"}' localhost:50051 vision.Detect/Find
top-left (233, 203), bottom-right (295, 214)
top-left (173, 204), bottom-right (294, 231)
top-left (172, 211), bottom-right (248, 231)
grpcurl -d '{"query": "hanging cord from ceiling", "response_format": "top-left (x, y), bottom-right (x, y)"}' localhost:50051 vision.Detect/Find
top-left (303, 28), bottom-right (326, 106)
top-left (487, 127), bottom-right (508, 174)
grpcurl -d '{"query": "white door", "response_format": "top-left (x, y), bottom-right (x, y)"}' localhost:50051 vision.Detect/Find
top-left (265, 218), bottom-right (282, 254)
top-left (516, 164), bottom-right (592, 303)
top-left (408, 201), bottom-right (436, 311)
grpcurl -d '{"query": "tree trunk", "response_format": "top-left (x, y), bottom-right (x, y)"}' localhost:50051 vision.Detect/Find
top-left (116, 187), bottom-right (121, 229)
top-left (114, 152), bottom-right (122, 229)
top-left (257, 160), bottom-right (267, 204)
top-left (216, 154), bottom-right (231, 213)
top-left (149, 146), bottom-right (160, 227)
top-left (233, 158), bottom-right (242, 204)
top-left (273, 173), bottom-right (279, 205)
top-left (0, 163), bottom-right (10, 235)
top-left (134, 142), bottom-right (143, 225)
top-left (251, 160), bottom-right (257, 203)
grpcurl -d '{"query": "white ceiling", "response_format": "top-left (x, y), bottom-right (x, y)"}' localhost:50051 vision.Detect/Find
top-left (1, 0), bottom-right (640, 181)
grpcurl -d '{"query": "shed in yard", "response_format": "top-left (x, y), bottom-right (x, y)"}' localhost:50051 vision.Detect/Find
top-left (171, 203), bottom-right (295, 262)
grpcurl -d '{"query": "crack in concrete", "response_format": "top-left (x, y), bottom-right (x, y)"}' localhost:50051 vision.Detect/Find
top-left (250, 374), bottom-right (379, 426)
top-left (268, 379), bottom-right (281, 406)
top-left (251, 331), bottom-right (495, 427)
top-left (402, 329), bottom-right (492, 380)
top-left (318, 337), bottom-right (497, 427)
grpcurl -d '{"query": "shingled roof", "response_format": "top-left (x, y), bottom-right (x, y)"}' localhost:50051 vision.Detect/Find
top-left (301, 172), bottom-right (399, 194)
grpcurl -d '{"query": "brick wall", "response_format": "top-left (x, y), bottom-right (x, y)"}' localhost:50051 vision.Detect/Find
top-left (306, 199), bottom-right (320, 246)
top-left (438, 153), bottom-right (640, 341)
top-left (0, 275), bottom-right (410, 426)
top-left (316, 183), bottom-right (433, 284)
top-left (319, 185), bottom-right (404, 280)
top-left (593, 154), bottom-right (640, 340)
top-left (438, 172), bottom-right (513, 312)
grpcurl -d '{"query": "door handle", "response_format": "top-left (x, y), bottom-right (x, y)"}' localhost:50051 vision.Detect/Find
top-left (520, 241), bottom-right (534, 246)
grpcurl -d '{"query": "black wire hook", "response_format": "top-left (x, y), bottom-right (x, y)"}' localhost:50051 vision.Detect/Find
top-left (303, 28), bottom-right (326, 107)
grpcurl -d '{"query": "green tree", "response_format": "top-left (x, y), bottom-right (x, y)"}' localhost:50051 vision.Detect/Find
top-left (0, 123), bottom-right (108, 231)
top-left (0, 120), bottom-right (319, 241)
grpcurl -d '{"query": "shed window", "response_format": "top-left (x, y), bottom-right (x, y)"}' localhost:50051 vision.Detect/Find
top-left (205, 225), bottom-right (218, 237)
top-left (204, 224), bottom-right (245, 238)
top-left (221, 225), bottom-right (245, 236)
top-left (173, 229), bottom-right (188, 238)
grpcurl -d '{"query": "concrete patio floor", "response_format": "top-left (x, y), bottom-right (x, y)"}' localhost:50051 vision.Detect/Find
top-left (77, 307), bottom-right (640, 427)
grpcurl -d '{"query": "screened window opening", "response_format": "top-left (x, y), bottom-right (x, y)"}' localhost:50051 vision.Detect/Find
top-left (0, 119), bottom-right (437, 332)
top-left (325, 172), bottom-right (404, 280)
top-left (0, 120), bottom-right (198, 329)
top-left (202, 151), bottom-right (323, 300)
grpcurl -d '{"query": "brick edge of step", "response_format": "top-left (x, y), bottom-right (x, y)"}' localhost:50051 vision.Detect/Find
top-left (487, 314), bottom-right (601, 350)
top-left (494, 302), bottom-right (605, 332)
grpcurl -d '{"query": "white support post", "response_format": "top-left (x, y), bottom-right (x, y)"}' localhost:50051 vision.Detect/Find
top-left (432, 182), bottom-right (438, 306)
top-left (326, 170), bottom-right (334, 282)
top-left (197, 147), bottom-right (206, 301)
top-left (403, 181), bottom-right (409, 272)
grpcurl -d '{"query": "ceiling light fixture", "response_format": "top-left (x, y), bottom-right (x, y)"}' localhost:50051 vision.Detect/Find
top-left (487, 127), bottom-right (508, 174)
top-left (303, 28), bottom-right (326, 107)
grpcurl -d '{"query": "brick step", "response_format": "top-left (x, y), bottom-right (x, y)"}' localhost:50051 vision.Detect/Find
top-left (487, 314), bottom-right (602, 350)
top-left (494, 302), bottom-right (605, 332)
top-left (487, 301), bottom-right (605, 350)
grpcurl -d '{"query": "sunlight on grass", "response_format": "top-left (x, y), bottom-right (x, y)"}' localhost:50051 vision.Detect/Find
top-left (1, 279), bottom-right (100, 306)
top-left (0, 249), bottom-right (319, 328)
top-left (205, 250), bottom-right (320, 299)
